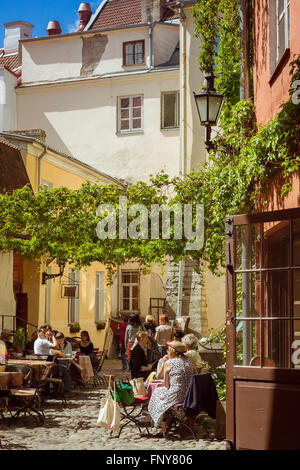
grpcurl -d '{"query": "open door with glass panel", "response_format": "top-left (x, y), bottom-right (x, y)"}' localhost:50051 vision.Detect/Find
top-left (225, 208), bottom-right (300, 450)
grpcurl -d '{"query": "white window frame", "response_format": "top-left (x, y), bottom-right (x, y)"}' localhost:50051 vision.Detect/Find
top-left (95, 271), bottom-right (105, 322)
top-left (117, 95), bottom-right (143, 134)
top-left (161, 91), bottom-right (180, 129)
top-left (121, 270), bottom-right (139, 312)
top-left (276, 0), bottom-right (290, 63)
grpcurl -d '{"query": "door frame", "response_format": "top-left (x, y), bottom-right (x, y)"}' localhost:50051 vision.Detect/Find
top-left (226, 207), bottom-right (300, 449)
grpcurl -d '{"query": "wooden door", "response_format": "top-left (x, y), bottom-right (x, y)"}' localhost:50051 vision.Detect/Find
top-left (226, 208), bottom-right (300, 450)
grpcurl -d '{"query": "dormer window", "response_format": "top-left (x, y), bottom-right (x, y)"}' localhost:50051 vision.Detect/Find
top-left (123, 40), bottom-right (145, 66)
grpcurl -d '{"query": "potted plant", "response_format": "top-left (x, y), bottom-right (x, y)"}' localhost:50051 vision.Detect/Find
top-left (13, 328), bottom-right (26, 353)
top-left (69, 322), bottom-right (81, 334)
top-left (95, 321), bottom-right (106, 331)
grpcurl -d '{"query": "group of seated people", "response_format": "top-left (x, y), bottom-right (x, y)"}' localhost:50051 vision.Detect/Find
top-left (1, 325), bottom-right (99, 396)
top-left (126, 315), bottom-right (204, 437)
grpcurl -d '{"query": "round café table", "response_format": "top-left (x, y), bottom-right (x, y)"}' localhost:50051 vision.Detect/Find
top-left (147, 380), bottom-right (164, 399)
top-left (75, 355), bottom-right (94, 385)
top-left (7, 359), bottom-right (56, 382)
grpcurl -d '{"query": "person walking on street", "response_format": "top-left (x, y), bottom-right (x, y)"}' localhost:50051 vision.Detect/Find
top-left (155, 314), bottom-right (174, 359)
top-left (124, 313), bottom-right (142, 360)
top-left (119, 316), bottom-right (129, 370)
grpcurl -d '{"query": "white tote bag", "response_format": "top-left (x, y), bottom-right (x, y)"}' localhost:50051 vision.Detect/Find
top-left (130, 377), bottom-right (147, 397)
top-left (97, 377), bottom-right (120, 433)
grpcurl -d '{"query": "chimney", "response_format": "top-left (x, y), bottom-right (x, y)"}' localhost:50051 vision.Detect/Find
top-left (141, 0), bottom-right (164, 23)
top-left (77, 3), bottom-right (92, 31)
top-left (4, 21), bottom-right (34, 54)
top-left (47, 21), bottom-right (62, 36)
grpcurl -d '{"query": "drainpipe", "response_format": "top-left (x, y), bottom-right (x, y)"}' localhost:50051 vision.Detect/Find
top-left (179, 4), bottom-right (186, 177)
top-left (149, 23), bottom-right (154, 69)
top-left (177, 4), bottom-right (187, 319)
top-left (38, 145), bottom-right (47, 189)
top-left (240, 0), bottom-right (252, 364)
top-left (118, 266), bottom-right (122, 314)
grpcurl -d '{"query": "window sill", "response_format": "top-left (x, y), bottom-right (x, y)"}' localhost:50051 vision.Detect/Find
top-left (116, 130), bottom-right (144, 136)
top-left (269, 48), bottom-right (290, 86)
top-left (122, 63), bottom-right (146, 68)
top-left (160, 127), bottom-right (180, 132)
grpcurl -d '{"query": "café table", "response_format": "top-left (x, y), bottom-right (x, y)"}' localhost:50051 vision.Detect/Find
top-left (147, 380), bottom-right (164, 399)
top-left (0, 371), bottom-right (23, 389)
top-left (7, 359), bottom-right (56, 382)
top-left (75, 355), bottom-right (94, 385)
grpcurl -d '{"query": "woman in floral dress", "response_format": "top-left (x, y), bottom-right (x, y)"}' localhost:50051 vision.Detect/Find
top-left (146, 341), bottom-right (194, 436)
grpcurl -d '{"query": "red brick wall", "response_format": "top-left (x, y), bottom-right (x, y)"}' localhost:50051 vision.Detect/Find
top-left (253, 0), bottom-right (300, 126)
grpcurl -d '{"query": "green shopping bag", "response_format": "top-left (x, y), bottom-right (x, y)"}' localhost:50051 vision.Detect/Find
top-left (115, 381), bottom-right (135, 405)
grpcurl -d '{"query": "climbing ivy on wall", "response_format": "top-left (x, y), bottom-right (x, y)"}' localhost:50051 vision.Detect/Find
top-left (0, 3), bottom-right (299, 279)
top-left (192, 0), bottom-right (242, 104)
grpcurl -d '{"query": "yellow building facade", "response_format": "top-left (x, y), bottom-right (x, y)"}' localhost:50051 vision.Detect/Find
top-left (2, 131), bottom-right (125, 349)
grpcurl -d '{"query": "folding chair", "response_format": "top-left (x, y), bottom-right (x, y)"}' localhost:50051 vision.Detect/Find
top-left (0, 390), bottom-right (12, 422)
top-left (103, 375), bottom-right (150, 438)
top-left (167, 373), bottom-right (219, 441)
top-left (93, 349), bottom-right (107, 387)
top-left (8, 367), bottom-right (52, 425)
top-left (46, 377), bottom-right (67, 407)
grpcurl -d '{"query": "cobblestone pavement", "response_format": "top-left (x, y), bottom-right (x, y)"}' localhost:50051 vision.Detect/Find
top-left (0, 360), bottom-right (226, 451)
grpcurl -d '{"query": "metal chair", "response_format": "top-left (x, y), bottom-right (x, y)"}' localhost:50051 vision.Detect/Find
top-left (103, 375), bottom-right (150, 438)
top-left (93, 349), bottom-right (108, 387)
top-left (0, 390), bottom-right (12, 422)
top-left (166, 373), bottom-right (219, 441)
top-left (8, 367), bottom-right (52, 425)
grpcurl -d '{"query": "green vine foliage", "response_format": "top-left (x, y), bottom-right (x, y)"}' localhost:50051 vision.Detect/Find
top-left (192, 0), bottom-right (242, 104)
top-left (0, 5), bottom-right (299, 280)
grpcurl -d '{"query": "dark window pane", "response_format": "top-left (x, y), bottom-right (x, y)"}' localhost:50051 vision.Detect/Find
top-left (121, 109), bottom-right (129, 119)
top-left (132, 118), bottom-right (141, 129)
top-left (235, 224), bottom-right (260, 270)
top-left (135, 43), bottom-right (143, 64)
top-left (132, 286), bottom-right (139, 297)
top-left (122, 273), bottom-right (131, 283)
top-left (125, 44), bottom-right (134, 65)
top-left (262, 221), bottom-right (289, 268)
top-left (123, 286), bottom-right (130, 298)
top-left (120, 120), bottom-right (129, 130)
top-left (132, 107), bottom-right (141, 118)
top-left (163, 93), bottom-right (176, 128)
top-left (132, 298), bottom-right (139, 310)
top-left (278, 17), bottom-right (286, 57)
top-left (120, 98), bottom-right (129, 108)
top-left (133, 96), bottom-right (141, 107)
top-left (235, 320), bottom-right (259, 366)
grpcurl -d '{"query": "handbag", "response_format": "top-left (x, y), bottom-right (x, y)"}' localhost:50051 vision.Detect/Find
top-left (130, 377), bottom-right (147, 396)
top-left (97, 377), bottom-right (120, 432)
top-left (145, 371), bottom-right (156, 383)
top-left (115, 379), bottom-right (135, 405)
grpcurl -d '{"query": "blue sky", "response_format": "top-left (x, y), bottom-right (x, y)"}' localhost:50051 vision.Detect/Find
top-left (0, 0), bottom-right (104, 46)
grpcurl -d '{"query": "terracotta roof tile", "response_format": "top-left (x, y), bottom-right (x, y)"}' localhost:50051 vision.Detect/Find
top-left (0, 50), bottom-right (20, 71)
top-left (91, 0), bottom-right (141, 29)
top-left (90, 0), bottom-right (179, 30)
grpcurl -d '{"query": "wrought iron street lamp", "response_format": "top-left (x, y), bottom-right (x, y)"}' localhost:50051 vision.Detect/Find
top-left (193, 72), bottom-right (224, 150)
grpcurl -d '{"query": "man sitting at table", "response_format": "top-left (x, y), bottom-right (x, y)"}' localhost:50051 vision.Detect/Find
top-left (34, 327), bottom-right (72, 395)
top-left (51, 332), bottom-right (72, 358)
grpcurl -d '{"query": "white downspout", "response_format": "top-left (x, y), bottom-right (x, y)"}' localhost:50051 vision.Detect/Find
top-left (38, 146), bottom-right (47, 189)
top-left (149, 23), bottom-right (153, 69)
top-left (177, 5), bottom-right (187, 319)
